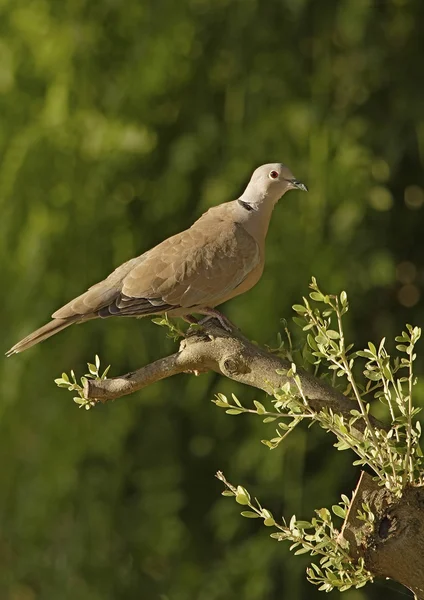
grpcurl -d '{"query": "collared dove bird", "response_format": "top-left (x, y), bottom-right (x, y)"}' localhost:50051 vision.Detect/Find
top-left (6, 163), bottom-right (307, 356)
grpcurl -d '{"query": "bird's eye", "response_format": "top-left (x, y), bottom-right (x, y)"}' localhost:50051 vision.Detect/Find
top-left (269, 170), bottom-right (279, 179)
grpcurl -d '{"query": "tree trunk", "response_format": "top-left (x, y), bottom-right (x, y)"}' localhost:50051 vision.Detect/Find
top-left (341, 472), bottom-right (424, 599)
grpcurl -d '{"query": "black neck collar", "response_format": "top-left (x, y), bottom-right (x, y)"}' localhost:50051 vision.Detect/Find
top-left (238, 199), bottom-right (256, 212)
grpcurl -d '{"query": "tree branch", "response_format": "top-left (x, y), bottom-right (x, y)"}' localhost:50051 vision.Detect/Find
top-left (83, 319), bottom-right (424, 596)
top-left (84, 320), bottom-right (382, 431)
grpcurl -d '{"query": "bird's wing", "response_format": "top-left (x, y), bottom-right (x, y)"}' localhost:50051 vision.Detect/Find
top-left (117, 219), bottom-right (259, 312)
top-left (52, 212), bottom-right (259, 319)
top-left (51, 257), bottom-right (141, 318)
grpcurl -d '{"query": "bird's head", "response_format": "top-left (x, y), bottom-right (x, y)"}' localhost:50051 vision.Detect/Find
top-left (253, 162), bottom-right (307, 197)
top-left (240, 163), bottom-right (308, 211)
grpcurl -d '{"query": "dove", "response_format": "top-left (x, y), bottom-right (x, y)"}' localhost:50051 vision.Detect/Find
top-left (6, 163), bottom-right (307, 356)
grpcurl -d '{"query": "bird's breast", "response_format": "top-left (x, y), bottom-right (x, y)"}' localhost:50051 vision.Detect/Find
top-left (213, 253), bottom-right (264, 306)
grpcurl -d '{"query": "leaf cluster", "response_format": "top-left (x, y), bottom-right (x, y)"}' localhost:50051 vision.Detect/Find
top-left (54, 355), bottom-right (110, 409)
top-left (216, 279), bottom-right (423, 593)
top-left (216, 472), bottom-right (373, 593)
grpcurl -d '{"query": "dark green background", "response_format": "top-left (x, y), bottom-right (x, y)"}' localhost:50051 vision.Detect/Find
top-left (1, 0), bottom-right (423, 598)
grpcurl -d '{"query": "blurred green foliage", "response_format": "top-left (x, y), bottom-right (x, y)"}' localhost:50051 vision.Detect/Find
top-left (1, 0), bottom-right (424, 598)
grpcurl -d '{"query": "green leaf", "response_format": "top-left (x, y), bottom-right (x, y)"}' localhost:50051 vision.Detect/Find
top-left (240, 511), bottom-right (260, 518)
top-left (334, 440), bottom-right (350, 451)
top-left (232, 393), bottom-right (242, 407)
top-left (235, 486), bottom-right (250, 505)
top-left (396, 344), bottom-right (408, 353)
top-left (87, 363), bottom-right (97, 375)
top-left (307, 334), bottom-right (318, 350)
top-left (365, 370), bottom-right (382, 381)
top-left (101, 365), bottom-right (111, 379)
top-left (395, 335), bottom-right (407, 343)
top-left (368, 342), bottom-right (377, 355)
top-left (392, 443), bottom-right (407, 455)
top-left (295, 521), bottom-right (312, 529)
top-left (55, 379), bottom-right (70, 389)
top-left (226, 409), bottom-right (242, 415)
top-left (261, 440), bottom-right (275, 449)
top-left (294, 547), bottom-right (310, 555)
top-left (151, 317), bottom-right (166, 325)
top-left (316, 508), bottom-right (331, 522)
top-left (326, 330), bottom-right (340, 340)
top-left (318, 583), bottom-right (333, 592)
top-left (292, 304), bottom-right (308, 314)
top-left (356, 350), bottom-right (373, 358)
top-left (215, 393), bottom-right (228, 404)
top-left (310, 562), bottom-right (323, 575)
top-left (214, 400), bottom-right (230, 408)
top-left (332, 505), bottom-right (346, 519)
top-left (310, 292), bottom-right (324, 302)
top-left (253, 400), bottom-right (266, 414)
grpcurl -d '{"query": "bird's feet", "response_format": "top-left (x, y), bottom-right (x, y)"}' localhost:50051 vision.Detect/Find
top-left (197, 308), bottom-right (236, 332)
top-left (182, 315), bottom-right (199, 325)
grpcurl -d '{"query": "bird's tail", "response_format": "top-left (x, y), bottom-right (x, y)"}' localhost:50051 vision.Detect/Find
top-left (6, 317), bottom-right (79, 356)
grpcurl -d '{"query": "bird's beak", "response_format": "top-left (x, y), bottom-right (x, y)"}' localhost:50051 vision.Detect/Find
top-left (290, 179), bottom-right (308, 192)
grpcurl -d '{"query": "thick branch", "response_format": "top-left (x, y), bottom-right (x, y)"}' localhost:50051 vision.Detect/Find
top-left (84, 320), bottom-right (382, 431)
top-left (341, 472), bottom-right (424, 599)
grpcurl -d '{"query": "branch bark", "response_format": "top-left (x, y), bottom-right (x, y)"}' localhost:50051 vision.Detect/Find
top-left (84, 320), bottom-right (381, 431)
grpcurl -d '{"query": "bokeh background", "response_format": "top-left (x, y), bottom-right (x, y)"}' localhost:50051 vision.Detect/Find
top-left (1, 0), bottom-right (424, 598)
